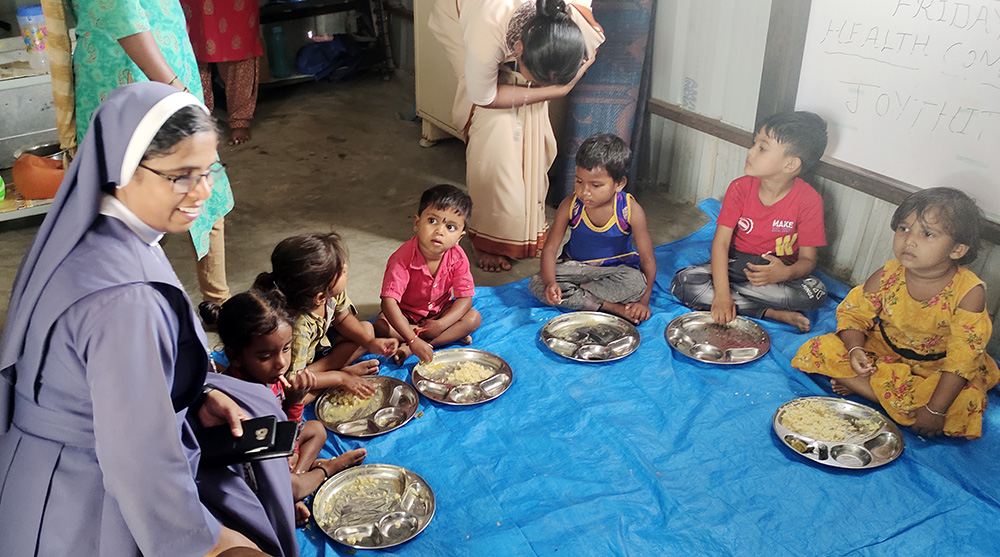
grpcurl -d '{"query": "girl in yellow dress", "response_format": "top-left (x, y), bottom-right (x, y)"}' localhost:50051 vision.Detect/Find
top-left (792, 188), bottom-right (999, 439)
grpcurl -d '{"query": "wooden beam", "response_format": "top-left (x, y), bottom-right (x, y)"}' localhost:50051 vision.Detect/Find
top-left (648, 98), bottom-right (753, 149)
top-left (812, 158), bottom-right (915, 206)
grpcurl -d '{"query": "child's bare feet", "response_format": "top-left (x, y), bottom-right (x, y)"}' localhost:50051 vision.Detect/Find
top-left (830, 379), bottom-right (854, 396)
top-left (476, 249), bottom-right (512, 272)
top-left (460, 335), bottom-right (473, 345)
top-left (600, 301), bottom-right (638, 324)
top-left (764, 309), bottom-right (811, 332)
top-left (343, 359), bottom-right (380, 376)
top-left (229, 127), bottom-right (251, 145)
top-left (393, 344), bottom-right (412, 365)
top-left (295, 501), bottom-right (311, 527)
top-left (321, 448), bottom-right (367, 476)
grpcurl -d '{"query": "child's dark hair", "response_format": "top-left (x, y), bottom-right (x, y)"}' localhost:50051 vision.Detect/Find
top-left (757, 111), bottom-right (828, 175)
top-left (890, 187), bottom-right (982, 265)
top-left (252, 232), bottom-right (349, 314)
top-left (419, 184), bottom-right (473, 224)
top-left (575, 133), bottom-right (631, 183)
top-left (217, 290), bottom-right (293, 357)
top-left (521, 0), bottom-right (586, 86)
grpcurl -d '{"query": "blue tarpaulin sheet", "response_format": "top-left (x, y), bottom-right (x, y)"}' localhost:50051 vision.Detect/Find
top-left (298, 199), bottom-right (1000, 556)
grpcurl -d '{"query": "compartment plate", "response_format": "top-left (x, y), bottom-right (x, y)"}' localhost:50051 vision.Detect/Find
top-left (312, 464), bottom-right (435, 549)
top-left (664, 311), bottom-right (770, 364)
top-left (772, 396), bottom-right (905, 469)
top-left (315, 376), bottom-right (419, 438)
top-left (540, 311), bottom-right (640, 362)
top-left (411, 348), bottom-right (513, 406)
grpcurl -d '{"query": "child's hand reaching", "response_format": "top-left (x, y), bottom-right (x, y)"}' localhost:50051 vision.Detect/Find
top-left (744, 254), bottom-right (790, 286)
top-left (544, 282), bottom-right (562, 305)
top-left (281, 369), bottom-right (318, 402)
top-left (847, 347), bottom-right (876, 376)
top-left (339, 372), bottom-right (377, 398)
top-left (409, 337), bottom-right (434, 363)
top-left (367, 337), bottom-right (399, 358)
top-left (710, 294), bottom-right (737, 325)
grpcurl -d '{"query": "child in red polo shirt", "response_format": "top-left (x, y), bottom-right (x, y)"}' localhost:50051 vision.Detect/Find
top-left (671, 111), bottom-right (829, 332)
top-left (376, 184), bottom-right (482, 363)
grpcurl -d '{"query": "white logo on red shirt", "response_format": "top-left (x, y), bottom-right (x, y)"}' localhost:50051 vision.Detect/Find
top-left (738, 217), bottom-right (754, 234)
top-left (772, 219), bottom-right (795, 232)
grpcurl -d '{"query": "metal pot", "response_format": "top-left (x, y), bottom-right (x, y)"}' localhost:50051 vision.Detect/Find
top-left (14, 141), bottom-right (68, 161)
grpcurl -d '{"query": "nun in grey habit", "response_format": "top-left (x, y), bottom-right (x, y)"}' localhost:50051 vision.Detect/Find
top-left (0, 82), bottom-right (285, 556)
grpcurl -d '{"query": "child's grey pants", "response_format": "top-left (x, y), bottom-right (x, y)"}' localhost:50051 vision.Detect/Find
top-left (670, 252), bottom-right (827, 319)
top-left (529, 262), bottom-right (647, 310)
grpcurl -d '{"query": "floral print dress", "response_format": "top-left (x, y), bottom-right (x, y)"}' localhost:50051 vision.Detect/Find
top-left (792, 259), bottom-right (1000, 439)
top-left (70, 0), bottom-right (233, 257)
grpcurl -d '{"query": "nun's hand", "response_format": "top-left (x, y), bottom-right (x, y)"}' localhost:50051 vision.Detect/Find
top-left (198, 390), bottom-right (248, 438)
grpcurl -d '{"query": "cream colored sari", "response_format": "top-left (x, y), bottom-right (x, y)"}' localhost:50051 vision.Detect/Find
top-left (429, 0), bottom-right (604, 258)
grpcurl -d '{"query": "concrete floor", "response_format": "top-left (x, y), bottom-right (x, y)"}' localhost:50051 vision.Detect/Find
top-left (0, 74), bottom-right (709, 335)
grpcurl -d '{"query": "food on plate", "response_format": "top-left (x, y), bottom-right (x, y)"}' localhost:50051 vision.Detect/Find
top-left (318, 475), bottom-right (402, 529)
top-left (421, 360), bottom-right (495, 385)
top-left (779, 399), bottom-right (881, 441)
top-left (320, 387), bottom-right (384, 423)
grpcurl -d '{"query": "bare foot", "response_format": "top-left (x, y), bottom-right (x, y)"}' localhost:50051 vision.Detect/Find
top-left (343, 359), bottom-right (380, 376)
top-left (600, 301), bottom-right (637, 324)
top-left (295, 501), bottom-right (311, 527)
top-left (393, 344), bottom-right (412, 365)
top-left (320, 448), bottom-right (367, 476)
top-left (476, 249), bottom-right (512, 272)
top-left (830, 379), bottom-right (854, 396)
top-left (459, 335), bottom-right (473, 345)
top-left (229, 127), bottom-right (251, 145)
top-left (764, 309), bottom-right (810, 332)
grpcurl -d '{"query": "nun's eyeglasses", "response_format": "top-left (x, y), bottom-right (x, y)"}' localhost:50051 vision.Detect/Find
top-left (138, 162), bottom-right (226, 194)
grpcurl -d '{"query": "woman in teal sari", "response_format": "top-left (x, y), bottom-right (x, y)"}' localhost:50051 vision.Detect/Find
top-left (70, 0), bottom-right (234, 309)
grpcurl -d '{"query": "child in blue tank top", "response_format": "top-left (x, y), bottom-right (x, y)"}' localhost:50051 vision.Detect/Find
top-left (529, 133), bottom-right (657, 323)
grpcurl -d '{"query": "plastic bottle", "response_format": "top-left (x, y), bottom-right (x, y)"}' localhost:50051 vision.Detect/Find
top-left (16, 5), bottom-right (49, 72)
top-left (267, 26), bottom-right (292, 80)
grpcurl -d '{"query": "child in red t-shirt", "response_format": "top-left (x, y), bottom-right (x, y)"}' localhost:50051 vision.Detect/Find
top-left (376, 184), bottom-right (482, 363)
top-left (671, 111), bottom-right (829, 332)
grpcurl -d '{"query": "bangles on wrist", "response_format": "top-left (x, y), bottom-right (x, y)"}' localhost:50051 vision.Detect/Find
top-left (924, 405), bottom-right (947, 417)
top-left (847, 346), bottom-right (866, 358)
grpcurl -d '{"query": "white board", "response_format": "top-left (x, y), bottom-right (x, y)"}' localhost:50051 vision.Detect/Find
top-left (795, 0), bottom-right (1000, 218)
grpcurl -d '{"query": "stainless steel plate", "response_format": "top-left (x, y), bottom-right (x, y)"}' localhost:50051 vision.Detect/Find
top-left (664, 311), bottom-right (770, 364)
top-left (315, 376), bottom-right (419, 438)
top-left (540, 311), bottom-right (640, 362)
top-left (313, 464), bottom-right (435, 549)
top-left (411, 348), bottom-right (513, 405)
top-left (772, 397), bottom-right (904, 469)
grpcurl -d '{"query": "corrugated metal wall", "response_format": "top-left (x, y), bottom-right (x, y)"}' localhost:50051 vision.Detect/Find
top-left (647, 0), bottom-right (1000, 353)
